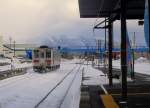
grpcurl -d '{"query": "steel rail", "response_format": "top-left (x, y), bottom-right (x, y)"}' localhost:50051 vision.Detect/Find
top-left (34, 63), bottom-right (80, 108)
top-left (58, 65), bottom-right (82, 108)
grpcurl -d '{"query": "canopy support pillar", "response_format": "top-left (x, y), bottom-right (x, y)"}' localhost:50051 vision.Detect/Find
top-left (108, 19), bottom-right (113, 86)
top-left (121, 0), bottom-right (127, 101)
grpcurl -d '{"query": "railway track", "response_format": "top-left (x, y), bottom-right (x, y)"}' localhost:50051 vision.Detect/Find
top-left (34, 63), bottom-right (82, 108)
top-left (0, 60), bottom-right (82, 89)
top-left (58, 65), bottom-right (82, 108)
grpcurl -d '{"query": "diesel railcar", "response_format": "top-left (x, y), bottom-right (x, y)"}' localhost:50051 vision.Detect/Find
top-left (32, 46), bottom-right (61, 72)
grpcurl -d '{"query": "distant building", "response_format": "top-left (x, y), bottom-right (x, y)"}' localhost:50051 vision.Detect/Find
top-left (3, 44), bottom-right (37, 58)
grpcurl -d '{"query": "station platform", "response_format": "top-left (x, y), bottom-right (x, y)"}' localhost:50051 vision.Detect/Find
top-left (80, 67), bottom-right (150, 108)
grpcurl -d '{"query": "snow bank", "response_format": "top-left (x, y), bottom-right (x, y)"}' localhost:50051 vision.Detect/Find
top-left (83, 60), bottom-right (121, 85)
top-left (113, 57), bottom-right (150, 75)
top-left (0, 58), bottom-right (32, 72)
top-left (0, 58), bottom-right (11, 64)
top-left (83, 64), bottom-right (109, 85)
top-left (112, 59), bottom-right (120, 69)
top-left (135, 57), bottom-right (150, 63)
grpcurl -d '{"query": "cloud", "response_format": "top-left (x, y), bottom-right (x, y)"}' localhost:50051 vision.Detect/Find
top-left (0, 0), bottom-right (145, 46)
top-left (0, 0), bottom-right (87, 42)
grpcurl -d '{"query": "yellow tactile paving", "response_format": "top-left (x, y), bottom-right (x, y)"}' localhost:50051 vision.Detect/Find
top-left (100, 95), bottom-right (119, 108)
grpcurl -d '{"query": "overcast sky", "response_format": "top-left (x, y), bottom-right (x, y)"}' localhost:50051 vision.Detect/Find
top-left (0, 0), bottom-right (146, 46)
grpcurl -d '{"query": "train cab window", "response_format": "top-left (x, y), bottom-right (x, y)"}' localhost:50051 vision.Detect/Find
top-left (40, 52), bottom-right (45, 58)
top-left (34, 50), bottom-right (39, 58)
top-left (46, 50), bottom-right (51, 58)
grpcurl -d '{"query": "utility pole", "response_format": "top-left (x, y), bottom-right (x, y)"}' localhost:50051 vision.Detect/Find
top-left (105, 18), bottom-right (107, 51)
top-left (131, 32), bottom-right (135, 79)
top-left (104, 18), bottom-right (107, 69)
top-left (9, 37), bottom-right (12, 50)
top-left (133, 32), bottom-right (136, 48)
top-left (97, 39), bottom-right (101, 68)
top-left (13, 40), bottom-right (16, 57)
top-left (100, 40), bottom-right (102, 64)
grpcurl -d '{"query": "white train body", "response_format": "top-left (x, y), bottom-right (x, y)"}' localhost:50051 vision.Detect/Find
top-left (32, 46), bottom-right (60, 72)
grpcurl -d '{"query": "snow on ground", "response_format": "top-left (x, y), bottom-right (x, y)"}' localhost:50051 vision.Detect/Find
top-left (0, 65), bottom-right (11, 72)
top-left (113, 57), bottom-right (150, 75)
top-left (38, 65), bottom-right (82, 108)
top-left (112, 59), bottom-right (120, 69)
top-left (0, 58), bottom-right (32, 72)
top-left (0, 63), bottom-right (32, 72)
top-left (135, 57), bottom-right (150, 63)
top-left (61, 58), bottom-right (71, 62)
top-left (0, 59), bottom-right (82, 108)
top-left (83, 65), bottom-right (108, 85)
top-left (134, 57), bottom-right (150, 75)
top-left (0, 58), bottom-right (11, 64)
top-left (60, 68), bottom-right (82, 108)
top-left (134, 63), bottom-right (150, 75)
top-left (2, 58), bottom-right (141, 108)
top-left (82, 62), bottom-right (120, 85)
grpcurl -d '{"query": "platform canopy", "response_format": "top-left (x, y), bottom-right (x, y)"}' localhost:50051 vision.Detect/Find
top-left (79, 0), bottom-right (145, 20)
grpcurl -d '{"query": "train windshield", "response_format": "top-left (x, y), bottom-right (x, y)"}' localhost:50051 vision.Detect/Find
top-left (34, 50), bottom-right (39, 58)
top-left (40, 52), bottom-right (44, 58)
top-left (46, 50), bottom-right (51, 58)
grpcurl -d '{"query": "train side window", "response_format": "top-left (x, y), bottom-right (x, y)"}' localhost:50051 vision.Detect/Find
top-left (46, 50), bottom-right (51, 58)
top-left (34, 50), bottom-right (39, 58)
